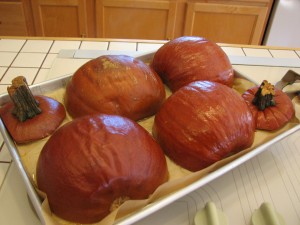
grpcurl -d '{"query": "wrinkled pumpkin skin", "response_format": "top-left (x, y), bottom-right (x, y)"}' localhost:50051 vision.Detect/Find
top-left (65, 55), bottom-right (165, 121)
top-left (0, 95), bottom-right (66, 144)
top-left (151, 36), bottom-right (234, 92)
top-left (36, 114), bottom-right (168, 224)
top-left (242, 86), bottom-right (295, 131)
top-left (153, 81), bottom-right (255, 172)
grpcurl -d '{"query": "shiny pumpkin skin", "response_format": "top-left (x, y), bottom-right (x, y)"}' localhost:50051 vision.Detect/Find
top-left (153, 81), bottom-right (255, 172)
top-left (242, 86), bottom-right (295, 131)
top-left (0, 95), bottom-right (66, 144)
top-left (151, 36), bottom-right (234, 92)
top-left (36, 114), bottom-right (168, 224)
top-left (65, 55), bottom-right (165, 121)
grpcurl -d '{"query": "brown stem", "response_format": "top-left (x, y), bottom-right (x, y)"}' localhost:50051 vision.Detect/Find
top-left (252, 80), bottom-right (276, 111)
top-left (7, 76), bottom-right (42, 122)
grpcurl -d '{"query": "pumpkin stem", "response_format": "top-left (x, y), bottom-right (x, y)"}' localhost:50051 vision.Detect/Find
top-left (7, 76), bottom-right (42, 122)
top-left (252, 80), bottom-right (276, 111)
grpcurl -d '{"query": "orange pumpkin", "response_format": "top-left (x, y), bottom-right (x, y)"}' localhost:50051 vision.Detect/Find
top-left (151, 36), bottom-right (234, 92)
top-left (153, 81), bottom-right (255, 172)
top-left (65, 55), bottom-right (165, 121)
top-left (36, 114), bottom-right (168, 224)
top-left (242, 81), bottom-right (295, 131)
top-left (0, 95), bottom-right (66, 144)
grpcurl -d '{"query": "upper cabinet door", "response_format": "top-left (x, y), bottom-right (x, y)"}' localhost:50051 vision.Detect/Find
top-left (95, 0), bottom-right (178, 40)
top-left (31, 0), bottom-right (89, 37)
top-left (184, 2), bottom-right (270, 45)
top-left (0, 0), bottom-right (35, 36)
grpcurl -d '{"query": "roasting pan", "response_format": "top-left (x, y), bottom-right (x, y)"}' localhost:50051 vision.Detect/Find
top-left (0, 59), bottom-right (300, 225)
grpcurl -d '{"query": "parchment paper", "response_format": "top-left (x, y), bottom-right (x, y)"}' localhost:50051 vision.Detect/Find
top-left (14, 77), bottom-right (300, 225)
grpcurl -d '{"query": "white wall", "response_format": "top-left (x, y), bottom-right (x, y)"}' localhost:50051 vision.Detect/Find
top-left (264, 0), bottom-right (300, 48)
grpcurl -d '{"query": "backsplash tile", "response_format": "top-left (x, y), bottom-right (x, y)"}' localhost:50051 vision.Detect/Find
top-left (269, 49), bottom-right (300, 58)
top-left (243, 48), bottom-right (272, 57)
top-left (50, 40), bottom-right (81, 53)
top-left (137, 43), bottom-right (164, 52)
top-left (80, 41), bottom-right (109, 50)
top-left (0, 67), bottom-right (7, 78)
top-left (0, 52), bottom-right (17, 67)
top-left (42, 53), bottom-right (58, 69)
top-left (21, 40), bottom-right (53, 53)
top-left (34, 68), bottom-right (50, 84)
top-left (109, 41), bottom-right (137, 51)
top-left (11, 53), bottom-right (47, 68)
top-left (1, 68), bottom-right (38, 85)
top-left (0, 39), bottom-right (25, 52)
top-left (221, 47), bottom-right (245, 56)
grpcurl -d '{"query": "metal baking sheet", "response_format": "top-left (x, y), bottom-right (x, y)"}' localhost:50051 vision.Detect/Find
top-left (0, 70), bottom-right (300, 225)
top-left (0, 76), bottom-right (71, 225)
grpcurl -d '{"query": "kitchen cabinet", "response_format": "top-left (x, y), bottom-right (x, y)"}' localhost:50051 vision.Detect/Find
top-left (95, 0), bottom-right (178, 40)
top-left (95, 0), bottom-right (274, 44)
top-left (0, 0), bottom-right (34, 36)
top-left (184, 0), bottom-right (274, 45)
top-left (31, 0), bottom-right (95, 37)
top-left (0, 0), bottom-right (274, 45)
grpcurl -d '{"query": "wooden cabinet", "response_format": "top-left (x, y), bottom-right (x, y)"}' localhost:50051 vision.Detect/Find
top-left (0, 0), bottom-right (34, 36)
top-left (0, 0), bottom-right (274, 45)
top-left (184, 0), bottom-right (273, 44)
top-left (31, 0), bottom-right (95, 37)
top-left (95, 0), bottom-right (178, 40)
top-left (95, 0), bottom-right (273, 44)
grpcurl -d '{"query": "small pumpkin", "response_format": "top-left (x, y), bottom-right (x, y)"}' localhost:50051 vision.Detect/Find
top-left (242, 80), bottom-right (295, 131)
top-left (0, 76), bottom-right (65, 144)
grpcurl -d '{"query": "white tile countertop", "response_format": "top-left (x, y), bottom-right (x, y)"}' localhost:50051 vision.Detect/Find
top-left (0, 37), bottom-right (300, 225)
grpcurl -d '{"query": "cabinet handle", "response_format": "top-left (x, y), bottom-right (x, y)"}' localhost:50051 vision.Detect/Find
top-left (81, 33), bottom-right (86, 38)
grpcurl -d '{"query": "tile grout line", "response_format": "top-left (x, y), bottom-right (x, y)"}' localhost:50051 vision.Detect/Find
top-left (78, 40), bottom-right (83, 50)
top-left (0, 67), bottom-right (8, 84)
top-left (241, 48), bottom-right (247, 57)
top-left (0, 162), bottom-right (12, 193)
top-left (0, 39), bottom-right (27, 85)
top-left (0, 40), bottom-right (28, 83)
top-left (0, 126), bottom-right (12, 164)
top-left (32, 40), bottom-right (55, 85)
top-left (135, 42), bottom-right (139, 51)
top-left (0, 141), bottom-right (4, 154)
top-left (73, 40), bottom-right (83, 58)
top-left (268, 49), bottom-right (274, 58)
